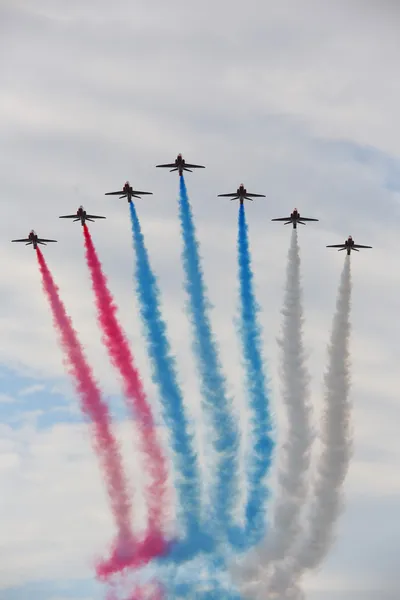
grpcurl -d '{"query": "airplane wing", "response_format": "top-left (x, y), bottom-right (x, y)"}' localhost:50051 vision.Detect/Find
top-left (183, 163), bottom-right (205, 169)
top-left (298, 217), bottom-right (319, 222)
top-left (86, 214), bottom-right (106, 220)
top-left (105, 190), bottom-right (124, 196)
top-left (37, 238), bottom-right (57, 243)
top-left (11, 238), bottom-right (30, 243)
top-left (156, 163), bottom-right (176, 168)
top-left (326, 244), bottom-right (346, 248)
top-left (59, 214), bottom-right (78, 219)
top-left (353, 244), bottom-right (372, 249)
top-left (245, 193), bottom-right (266, 198)
top-left (218, 193), bottom-right (239, 197)
top-left (271, 217), bottom-right (291, 222)
top-left (131, 191), bottom-right (153, 196)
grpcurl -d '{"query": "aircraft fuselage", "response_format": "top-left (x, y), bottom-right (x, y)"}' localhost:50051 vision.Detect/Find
top-left (29, 236), bottom-right (38, 249)
top-left (122, 186), bottom-right (133, 201)
top-left (345, 239), bottom-right (354, 254)
top-left (75, 208), bottom-right (85, 225)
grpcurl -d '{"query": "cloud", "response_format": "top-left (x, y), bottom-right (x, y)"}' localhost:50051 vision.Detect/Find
top-left (18, 384), bottom-right (46, 396)
top-left (0, 419), bottom-right (168, 589)
top-left (0, 393), bottom-right (15, 403)
top-left (1, 0), bottom-right (400, 597)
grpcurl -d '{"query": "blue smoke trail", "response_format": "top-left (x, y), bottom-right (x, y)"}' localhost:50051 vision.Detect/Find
top-left (178, 176), bottom-right (239, 541)
top-left (158, 552), bottom-right (243, 599)
top-left (129, 201), bottom-right (202, 540)
top-left (236, 203), bottom-right (274, 546)
top-left (171, 583), bottom-right (243, 600)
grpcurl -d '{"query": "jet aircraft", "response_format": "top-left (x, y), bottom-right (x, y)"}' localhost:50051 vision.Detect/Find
top-left (217, 184), bottom-right (265, 205)
top-left (326, 236), bottom-right (372, 255)
top-left (59, 205), bottom-right (106, 226)
top-left (12, 230), bottom-right (57, 249)
top-left (105, 181), bottom-right (153, 203)
top-left (156, 154), bottom-right (205, 176)
top-left (271, 208), bottom-right (319, 229)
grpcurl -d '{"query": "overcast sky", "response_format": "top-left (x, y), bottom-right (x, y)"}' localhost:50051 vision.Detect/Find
top-left (1, 1), bottom-right (400, 599)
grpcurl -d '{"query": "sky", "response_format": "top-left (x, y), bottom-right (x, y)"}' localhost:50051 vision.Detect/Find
top-left (1, 0), bottom-right (400, 598)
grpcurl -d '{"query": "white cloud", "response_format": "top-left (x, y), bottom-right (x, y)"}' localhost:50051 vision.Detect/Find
top-left (1, 0), bottom-right (400, 597)
top-left (18, 384), bottom-right (46, 396)
top-left (1, 408), bottom-right (399, 594)
top-left (0, 420), bottom-right (174, 589)
top-left (0, 393), bottom-right (15, 403)
top-left (48, 597), bottom-right (93, 600)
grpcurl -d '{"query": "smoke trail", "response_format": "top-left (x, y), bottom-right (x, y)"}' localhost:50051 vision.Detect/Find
top-left (267, 256), bottom-right (353, 599)
top-left (129, 202), bottom-right (201, 538)
top-left (82, 226), bottom-right (169, 570)
top-left (238, 228), bottom-right (313, 597)
top-left (36, 248), bottom-right (134, 561)
top-left (178, 177), bottom-right (239, 539)
top-left (263, 228), bottom-right (313, 588)
top-left (125, 582), bottom-right (164, 600)
top-left (106, 578), bottom-right (164, 600)
top-left (236, 203), bottom-right (274, 544)
top-left (129, 206), bottom-right (230, 599)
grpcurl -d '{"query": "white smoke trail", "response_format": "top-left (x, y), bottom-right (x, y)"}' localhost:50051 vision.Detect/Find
top-left (267, 229), bottom-right (313, 562)
top-left (269, 256), bottom-right (353, 599)
top-left (234, 229), bottom-right (313, 597)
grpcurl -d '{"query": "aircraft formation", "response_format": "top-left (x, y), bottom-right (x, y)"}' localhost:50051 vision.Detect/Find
top-left (11, 153), bottom-right (373, 254)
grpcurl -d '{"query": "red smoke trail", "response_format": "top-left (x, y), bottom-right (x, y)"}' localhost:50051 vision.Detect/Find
top-left (106, 581), bottom-right (164, 600)
top-left (36, 248), bottom-right (135, 555)
top-left (126, 584), bottom-right (164, 600)
top-left (82, 225), bottom-right (169, 574)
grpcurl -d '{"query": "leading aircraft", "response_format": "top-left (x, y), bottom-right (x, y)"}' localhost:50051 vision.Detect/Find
top-left (59, 205), bottom-right (106, 226)
top-left (271, 208), bottom-right (319, 229)
top-left (105, 181), bottom-right (153, 203)
top-left (217, 183), bottom-right (266, 205)
top-left (12, 230), bottom-right (57, 250)
top-left (156, 154), bottom-right (205, 176)
top-left (326, 236), bottom-right (372, 255)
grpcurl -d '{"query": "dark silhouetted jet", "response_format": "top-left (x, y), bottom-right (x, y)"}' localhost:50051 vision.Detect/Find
top-left (156, 154), bottom-right (205, 176)
top-left (326, 236), bottom-right (372, 255)
top-left (105, 181), bottom-right (152, 203)
top-left (59, 205), bottom-right (106, 226)
top-left (272, 207), bottom-right (318, 229)
top-left (218, 183), bottom-right (265, 205)
top-left (12, 230), bottom-right (57, 249)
